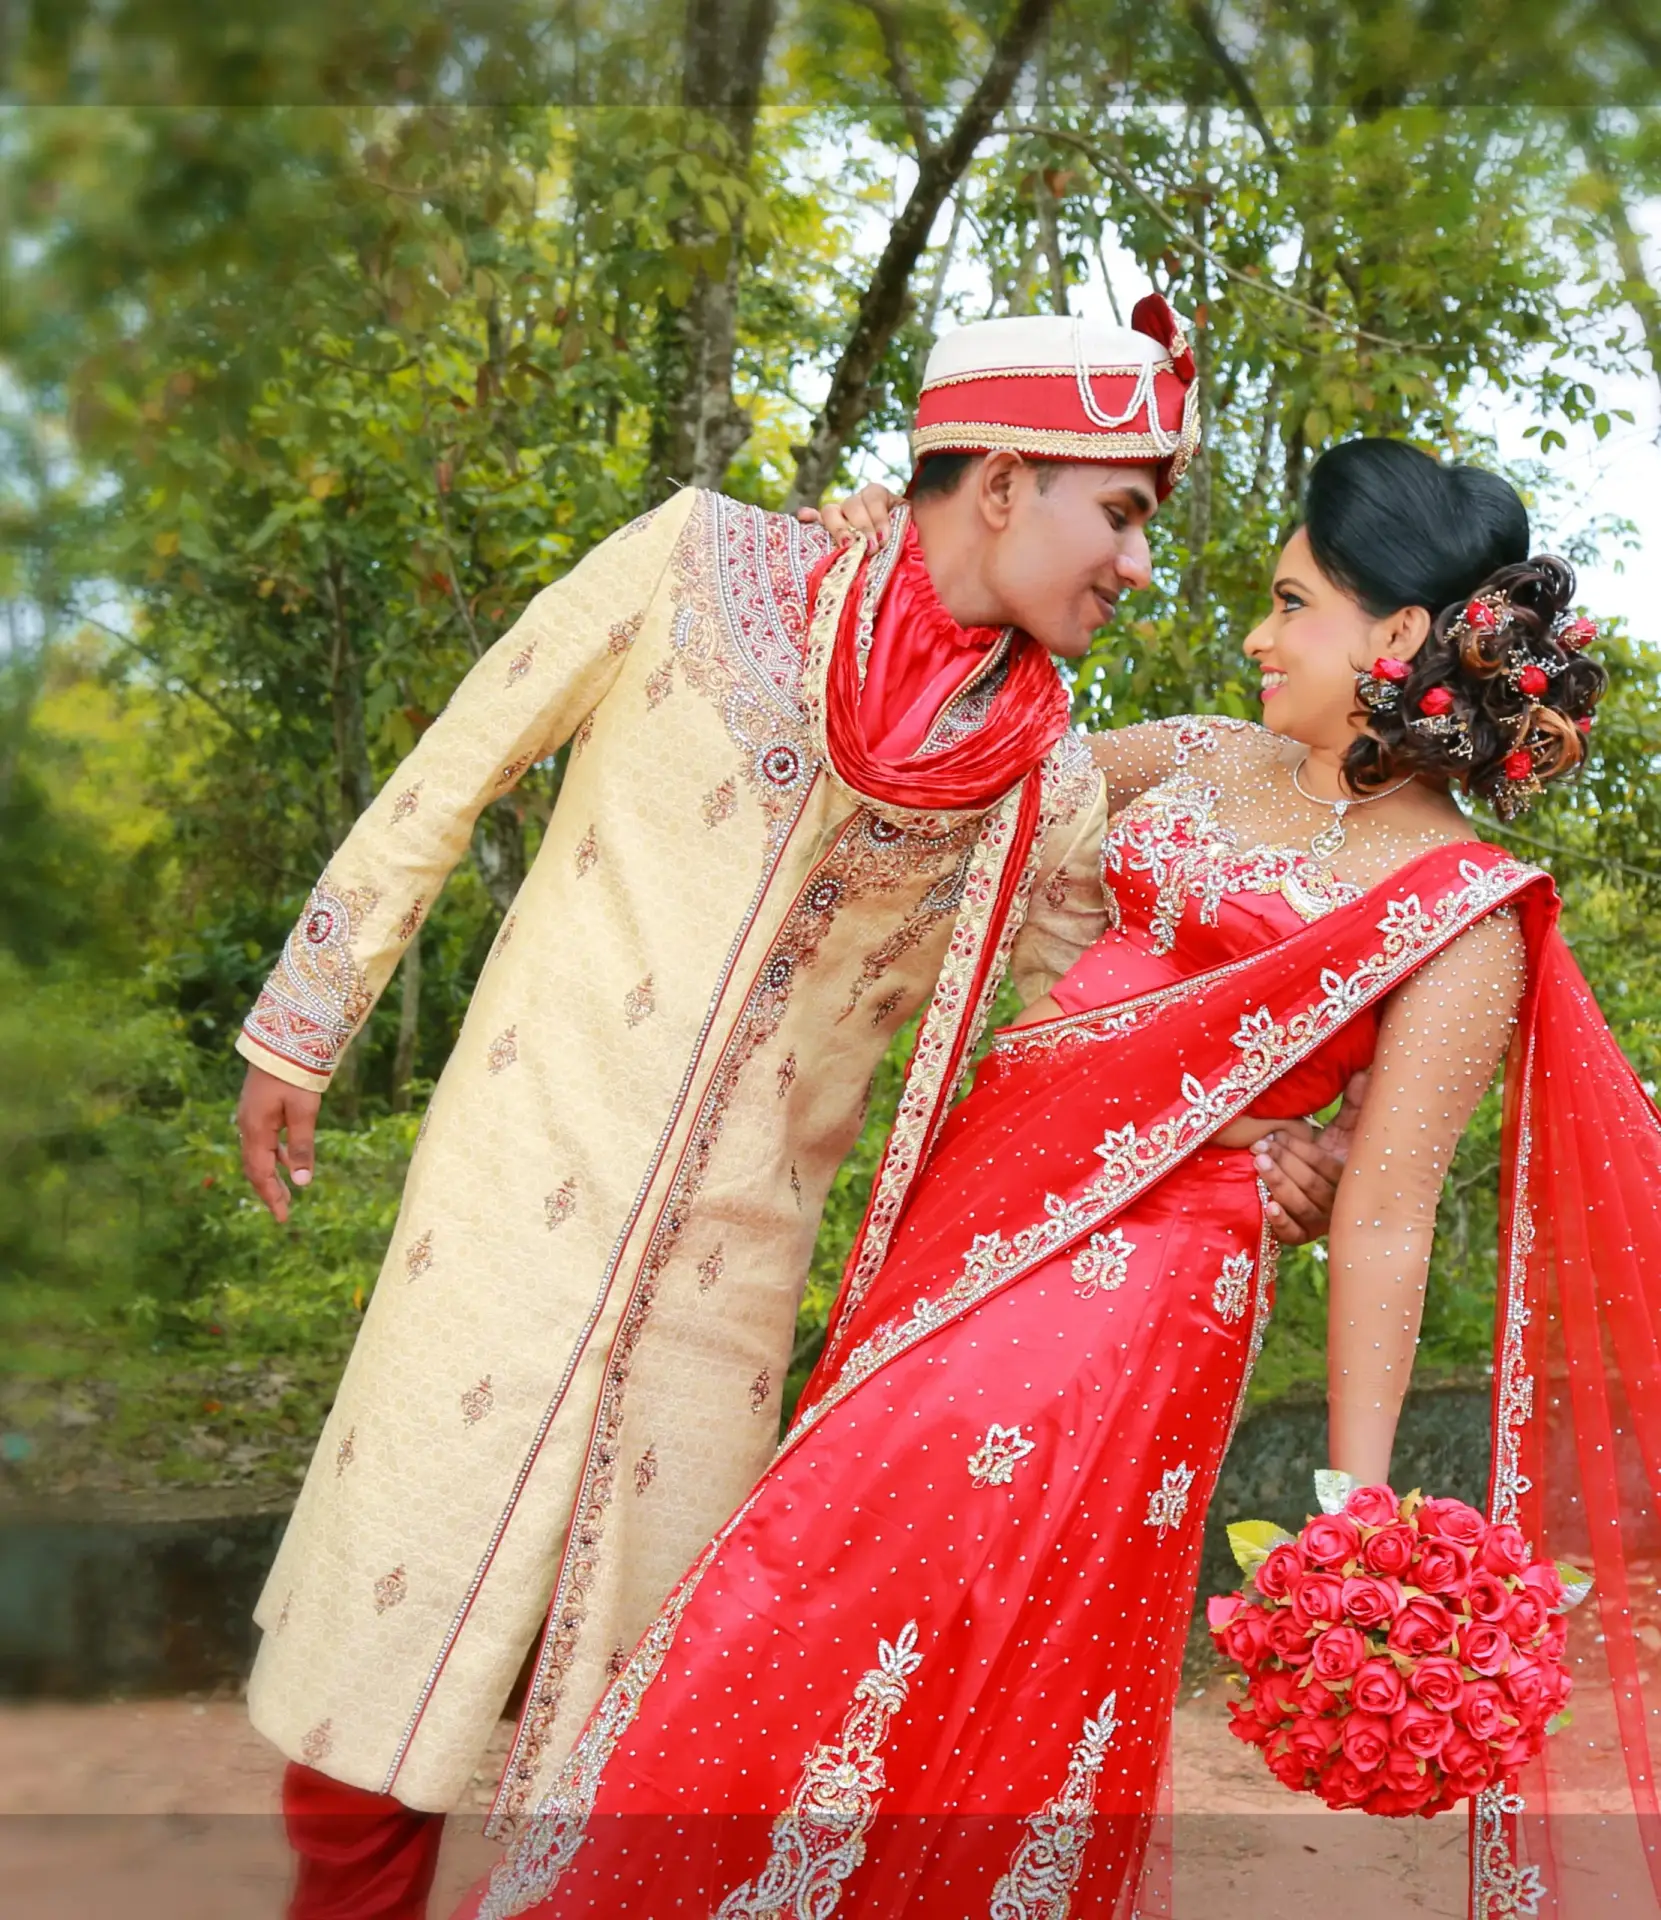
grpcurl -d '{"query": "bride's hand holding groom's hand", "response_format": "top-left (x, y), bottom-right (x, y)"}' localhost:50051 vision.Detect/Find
top-left (1239, 1072), bottom-right (1367, 1248)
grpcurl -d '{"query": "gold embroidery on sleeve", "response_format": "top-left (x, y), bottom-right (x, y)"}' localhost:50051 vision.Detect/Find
top-left (242, 875), bottom-right (379, 1076)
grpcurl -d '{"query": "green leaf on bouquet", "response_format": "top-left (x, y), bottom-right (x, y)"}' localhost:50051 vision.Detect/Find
top-left (1227, 1519), bottom-right (1296, 1575)
top-left (1313, 1469), bottom-right (1357, 1516)
top-left (1546, 1711), bottom-right (1574, 1736)
top-left (1555, 1562), bottom-right (1594, 1612)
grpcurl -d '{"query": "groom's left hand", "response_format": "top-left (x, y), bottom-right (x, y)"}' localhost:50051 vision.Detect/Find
top-left (1254, 1074), bottom-right (1368, 1246)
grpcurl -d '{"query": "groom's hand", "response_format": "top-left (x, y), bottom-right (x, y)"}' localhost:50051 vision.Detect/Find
top-left (237, 1064), bottom-right (321, 1225)
top-left (1255, 1073), bottom-right (1369, 1247)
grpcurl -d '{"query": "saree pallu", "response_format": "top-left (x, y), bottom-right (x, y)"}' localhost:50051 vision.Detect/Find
top-left (467, 842), bottom-right (1661, 1919)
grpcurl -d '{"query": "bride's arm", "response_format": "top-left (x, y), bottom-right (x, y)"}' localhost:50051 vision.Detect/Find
top-left (1325, 909), bottom-right (1528, 1485)
top-left (1088, 715), bottom-right (1271, 817)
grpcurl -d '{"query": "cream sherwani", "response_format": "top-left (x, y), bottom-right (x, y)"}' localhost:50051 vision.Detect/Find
top-left (238, 488), bottom-right (1108, 1830)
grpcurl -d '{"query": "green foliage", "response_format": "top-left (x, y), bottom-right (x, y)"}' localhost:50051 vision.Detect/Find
top-left (2, 16), bottom-right (1659, 1492)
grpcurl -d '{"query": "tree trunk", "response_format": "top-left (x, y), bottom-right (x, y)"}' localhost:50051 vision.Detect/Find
top-left (1247, 369), bottom-right (1280, 508)
top-left (1031, 36), bottom-right (1070, 314)
top-left (920, 189), bottom-right (967, 338)
top-left (325, 558), bottom-right (374, 848)
top-left (785, 0), bottom-right (1061, 512)
top-left (644, 0), bottom-right (778, 501)
top-left (1178, 110), bottom-right (1213, 625)
top-left (390, 922), bottom-right (423, 1111)
top-left (473, 799), bottom-right (528, 919)
top-left (1573, 114), bottom-right (1661, 401)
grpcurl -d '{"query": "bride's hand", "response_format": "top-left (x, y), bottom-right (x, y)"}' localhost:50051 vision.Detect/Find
top-left (1213, 1072), bottom-right (1369, 1247)
top-left (1249, 1072), bottom-right (1368, 1247)
top-left (796, 482), bottom-right (904, 548)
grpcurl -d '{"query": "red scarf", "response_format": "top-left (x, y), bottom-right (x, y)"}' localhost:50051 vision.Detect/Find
top-left (808, 522), bottom-right (1072, 812)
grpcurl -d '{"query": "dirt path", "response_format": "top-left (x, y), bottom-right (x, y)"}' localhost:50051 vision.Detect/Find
top-left (0, 1687), bottom-right (1465, 1917)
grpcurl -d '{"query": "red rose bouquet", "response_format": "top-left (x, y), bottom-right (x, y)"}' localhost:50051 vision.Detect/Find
top-left (1208, 1474), bottom-right (1591, 1818)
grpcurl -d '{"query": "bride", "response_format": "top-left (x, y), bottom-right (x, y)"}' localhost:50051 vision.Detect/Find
top-left (459, 439), bottom-right (1658, 1918)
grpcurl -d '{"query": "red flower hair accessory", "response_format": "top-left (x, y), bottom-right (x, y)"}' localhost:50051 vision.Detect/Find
top-left (1559, 616), bottom-right (1597, 652)
top-left (1451, 592), bottom-right (1513, 658)
top-left (1408, 683), bottom-right (1472, 759)
top-left (1357, 655), bottom-right (1409, 712)
top-left (1504, 748), bottom-right (1536, 783)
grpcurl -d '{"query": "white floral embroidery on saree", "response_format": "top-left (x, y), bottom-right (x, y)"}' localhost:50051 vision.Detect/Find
top-left (712, 1621), bottom-right (924, 1917)
top-left (1070, 1227), bottom-right (1135, 1299)
top-left (1106, 777), bottom-right (1362, 955)
top-left (790, 859), bottom-right (1537, 1451)
top-left (989, 1692), bottom-right (1120, 1920)
top-left (968, 1423), bottom-right (1037, 1487)
top-left (476, 1545), bottom-right (717, 1919)
top-left (1473, 1786), bottom-right (1545, 1918)
top-left (1211, 1248), bottom-right (1253, 1324)
top-left (1474, 1051), bottom-right (1543, 1919)
top-left (1145, 1463), bottom-right (1196, 1538)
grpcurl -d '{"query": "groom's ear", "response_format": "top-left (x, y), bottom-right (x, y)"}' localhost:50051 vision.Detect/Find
top-left (974, 450), bottom-right (1025, 530)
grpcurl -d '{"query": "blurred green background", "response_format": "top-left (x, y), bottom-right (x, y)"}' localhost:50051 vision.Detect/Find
top-left (2, 0), bottom-right (1658, 1502)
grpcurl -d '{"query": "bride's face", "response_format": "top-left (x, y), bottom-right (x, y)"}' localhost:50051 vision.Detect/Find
top-left (1242, 527), bottom-right (1420, 753)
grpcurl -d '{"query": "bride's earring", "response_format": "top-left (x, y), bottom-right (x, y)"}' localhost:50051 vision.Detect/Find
top-left (1356, 655), bottom-right (1407, 712)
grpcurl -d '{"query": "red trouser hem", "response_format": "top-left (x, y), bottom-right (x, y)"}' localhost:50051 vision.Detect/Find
top-left (283, 1763), bottom-right (447, 1920)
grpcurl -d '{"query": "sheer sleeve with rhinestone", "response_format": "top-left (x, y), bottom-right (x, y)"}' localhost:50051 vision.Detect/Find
top-left (1088, 714), bottom-right (1264, 817)
top-left (1325, 905), bottom-right (1528, 1483)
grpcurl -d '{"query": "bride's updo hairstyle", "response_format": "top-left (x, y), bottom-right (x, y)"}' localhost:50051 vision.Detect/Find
top-left (1303, 439), bottom-right (1606, 820)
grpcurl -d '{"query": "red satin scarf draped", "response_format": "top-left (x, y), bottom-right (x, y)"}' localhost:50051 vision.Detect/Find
top-left (808, 522), bottom-right (1072, 811)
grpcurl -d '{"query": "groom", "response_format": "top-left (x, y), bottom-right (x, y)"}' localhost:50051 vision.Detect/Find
top-left (237, 295), bottom-right (1344, 1917)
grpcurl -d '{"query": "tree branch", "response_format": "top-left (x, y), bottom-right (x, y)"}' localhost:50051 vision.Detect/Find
top-left (68, 607), bottom-right (258, 745)
top-left (862, 0), bottom-right (936, 160)
top-left (785, 0), bottom-right (1059, 510)
top-left (920, 188), bottom-right (967, 337)
top-left (1494, 822), bottom-right (1661, 889)
top-left (997, 122), bottom-right (1424, 355)
top-left (313, 347), bottom-right (422, 378)
top-left (1571, 113), bottom-right (1661, 401)
top-left (1183, 2), bottom-right (1286, 163)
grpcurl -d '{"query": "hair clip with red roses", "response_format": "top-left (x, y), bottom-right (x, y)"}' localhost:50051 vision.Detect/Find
top-left (1502, 653), bottom-right (1559, 698)
top-left (1356, 654), bottom-right (1409, 712)
top-left (1553, 614), bottom-right (1598, 653)
top-left (1409, 684), bottom-right (1474, 760)
top-left (1494, 736), bottom-right (1545, 821)
top-left (1454, 591), bottom-right (1514, 640)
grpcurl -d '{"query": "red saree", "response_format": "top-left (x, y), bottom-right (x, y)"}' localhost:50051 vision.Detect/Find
top-left (461, 817), bottom-right (1661, 1918)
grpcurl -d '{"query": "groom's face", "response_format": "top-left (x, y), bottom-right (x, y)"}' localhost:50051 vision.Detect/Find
top-left (978, 457), bottom-right (1160, 659)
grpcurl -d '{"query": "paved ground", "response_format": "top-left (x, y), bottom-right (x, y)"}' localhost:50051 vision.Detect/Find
top-left (0, 1686), bottom-right (1466, 1917)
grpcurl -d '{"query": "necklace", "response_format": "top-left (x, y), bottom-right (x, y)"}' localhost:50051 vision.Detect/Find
top-left (1290, 758), bottom-right (1415, 861)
